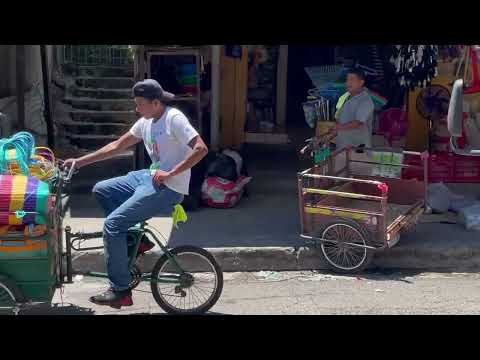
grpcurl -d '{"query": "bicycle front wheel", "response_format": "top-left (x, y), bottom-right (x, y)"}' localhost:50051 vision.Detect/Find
top-left (150, 246), bottom-right (223, 315)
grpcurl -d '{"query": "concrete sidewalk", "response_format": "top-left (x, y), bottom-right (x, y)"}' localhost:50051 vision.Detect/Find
top-left (65, 210), bottom-right (480, 274)
top-left (64, 143), bottom-right (480, 274)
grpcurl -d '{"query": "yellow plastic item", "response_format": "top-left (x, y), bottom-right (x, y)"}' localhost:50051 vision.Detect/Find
top-left (24, 224), bottom-right (48, 237)
top-left (0, 224), bottom-right (48, 237)
top-left (0, 225), bottom-right (10, 235)
top-left (316, 122), bottom-right (336, 137)
top-left (172, 205), bottom-right (188, 229)
top-left (335, 92), bottom-right (351, 119)
top-left (6, 147), bottom-right (57, 181)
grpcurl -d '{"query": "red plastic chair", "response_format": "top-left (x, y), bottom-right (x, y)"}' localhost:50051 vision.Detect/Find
top-left (378, 108), bottom-right (408, 146)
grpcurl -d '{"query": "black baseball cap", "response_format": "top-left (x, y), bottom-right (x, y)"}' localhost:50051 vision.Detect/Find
top-left (133, 79), bottom-right (175, 102)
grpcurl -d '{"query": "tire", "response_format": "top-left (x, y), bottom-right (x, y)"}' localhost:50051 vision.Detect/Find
top-left (0, 277), bottom-right (24, 315)
top-left (315, 219), bottom-right (374, 274)
top-left (150, 246), bottom-right (223, 315)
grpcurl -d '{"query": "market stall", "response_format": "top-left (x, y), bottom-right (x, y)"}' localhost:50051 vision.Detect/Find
top-left (296, 45), bottom-right (480, 275)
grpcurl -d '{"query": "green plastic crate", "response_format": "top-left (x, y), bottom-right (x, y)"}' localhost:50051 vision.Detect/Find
top-left (0, 230), bottom-right (59, 303)
top-left (17, 281), bottom-right (56, 303)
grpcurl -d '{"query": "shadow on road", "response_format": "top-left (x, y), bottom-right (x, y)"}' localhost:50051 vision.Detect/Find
top-left (21, 303), bottom-right (96, 315)
top-left (19, 301), bottom-right (226, 316)
top-left (128, 311), bottom-right (228, 316)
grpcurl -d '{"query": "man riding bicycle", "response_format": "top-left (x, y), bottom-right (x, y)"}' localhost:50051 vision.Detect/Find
top-left (63, 79), bottom-right (208, 309)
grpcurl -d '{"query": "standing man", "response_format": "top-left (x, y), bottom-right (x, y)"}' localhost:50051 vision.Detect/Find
top-left (63, 79), bottom-right (208, 309)
top-left (332, 68), bottom-right (375, 152)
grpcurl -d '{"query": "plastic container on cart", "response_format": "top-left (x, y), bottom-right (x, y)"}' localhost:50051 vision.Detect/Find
top-left (402, 152), bottom-right (480, 183)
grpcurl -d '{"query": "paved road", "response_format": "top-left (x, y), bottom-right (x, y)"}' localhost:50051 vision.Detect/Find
top-left (19, 270), bottom-right (480, 315)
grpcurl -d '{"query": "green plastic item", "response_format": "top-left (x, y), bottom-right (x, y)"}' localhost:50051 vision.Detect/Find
top-left (0, 230), bottom-right (58, 303)
top-left (172, 205), bottom-right (188, 228)
top-left (371, 150), bottom-right (404, 178)
top-left (335, 92), bottom-right (351, 119)
top-left (0, 256), bottom-right (56, 302)
top-left (314, 148), bottom-right (331, 164)
top-left (179, 75), bottom-right (197, 85)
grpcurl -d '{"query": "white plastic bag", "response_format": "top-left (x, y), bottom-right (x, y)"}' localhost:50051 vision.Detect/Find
top-left (458, 203), bottom-right (480, 231)
top-left (450, 198), bottom-right (477, 213)
top-left (427, 183), bottom-right (453, 213)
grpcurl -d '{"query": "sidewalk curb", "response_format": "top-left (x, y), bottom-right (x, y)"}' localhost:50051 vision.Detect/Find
top-left (71, 245), bottom-right (480, 274)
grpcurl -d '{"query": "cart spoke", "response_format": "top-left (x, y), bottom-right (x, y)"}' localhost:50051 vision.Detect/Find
top-left (153, 251), bottom-right (220, 313)
top-left (321, 222), bottom-right (369, 271)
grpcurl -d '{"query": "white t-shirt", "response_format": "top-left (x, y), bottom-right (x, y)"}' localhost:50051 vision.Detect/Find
top-left (130, 107), bottom-right (199, 195)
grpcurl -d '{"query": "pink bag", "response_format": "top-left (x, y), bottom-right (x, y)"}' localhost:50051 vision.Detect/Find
top-left (201, 176), bottom-right (252, 208)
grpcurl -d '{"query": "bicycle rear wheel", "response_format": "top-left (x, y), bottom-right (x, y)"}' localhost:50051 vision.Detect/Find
top-left (0, 278), bottom-right (23, 315)
top-left (150, 246), bottom-right (223, 315)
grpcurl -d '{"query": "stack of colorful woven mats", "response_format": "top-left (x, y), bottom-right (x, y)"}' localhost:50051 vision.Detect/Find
top-left (0, 132), bottom-right (54, 226)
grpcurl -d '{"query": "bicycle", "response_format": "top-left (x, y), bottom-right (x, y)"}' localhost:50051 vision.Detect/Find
top-left (60, 162), bottom-right (224, 315)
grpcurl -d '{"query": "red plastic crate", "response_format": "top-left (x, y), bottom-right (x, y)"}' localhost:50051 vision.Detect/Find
top-left (402, 152), bottom-right (480, 183)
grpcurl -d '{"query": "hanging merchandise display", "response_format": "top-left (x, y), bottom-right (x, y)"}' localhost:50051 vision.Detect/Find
top-left (389, 45), bottom-right (439, 91)
top-left (438, 45), bottom-right (462, 62)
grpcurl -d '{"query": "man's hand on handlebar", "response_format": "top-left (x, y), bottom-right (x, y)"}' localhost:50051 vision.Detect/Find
top-left (63, 158), bottom-right (85, 171)
top-left (59, 159), bottom-right (82, 182)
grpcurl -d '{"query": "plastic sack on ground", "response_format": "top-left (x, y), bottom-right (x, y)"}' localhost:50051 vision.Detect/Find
top-left (201, 176), bottom-right (252, 209)
top-left (206, 154), bottom-right (238, 182)
top-left (427, 183), bottom-right (453, 213)
top-left (222, 149), bottom-right (243, 178)
top-left (458, 203), bottom-right (480, 231)
top-left (450, 198), bottom-right (478, 213)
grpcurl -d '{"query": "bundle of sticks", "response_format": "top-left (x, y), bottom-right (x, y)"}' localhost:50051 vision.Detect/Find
top-left (313, 96), bottom-right (332, 122)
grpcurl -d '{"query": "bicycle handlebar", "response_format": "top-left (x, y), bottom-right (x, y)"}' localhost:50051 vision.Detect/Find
top-left (66, 161), bottom-right (76, 183)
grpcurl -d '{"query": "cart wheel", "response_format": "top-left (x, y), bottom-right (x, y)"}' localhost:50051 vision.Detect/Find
top-left (316, 219), bottom-right (374, 274)
top-left (0, 278), bottom-right (23, 315)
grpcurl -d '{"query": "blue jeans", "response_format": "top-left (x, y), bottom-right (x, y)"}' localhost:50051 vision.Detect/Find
top-left (93, 170), bottom-right (184, 291)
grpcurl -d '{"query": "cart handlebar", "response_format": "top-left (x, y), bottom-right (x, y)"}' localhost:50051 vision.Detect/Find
top-left (65, 161), bottom-right (76, 183)
top-left (57, 160), bottom-right (78, 184)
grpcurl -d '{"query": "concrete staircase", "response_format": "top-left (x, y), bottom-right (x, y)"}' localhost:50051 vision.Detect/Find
top-left (58, 65), bottom-right (136, 151)
top-left (55, 64), bottom-right (138, 182)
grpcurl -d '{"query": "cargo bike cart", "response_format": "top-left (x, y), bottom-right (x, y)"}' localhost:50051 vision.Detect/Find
top-left (298, 135), bottom-right (428, 274)
top-left (0, 162), bottom-right (223, 315)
